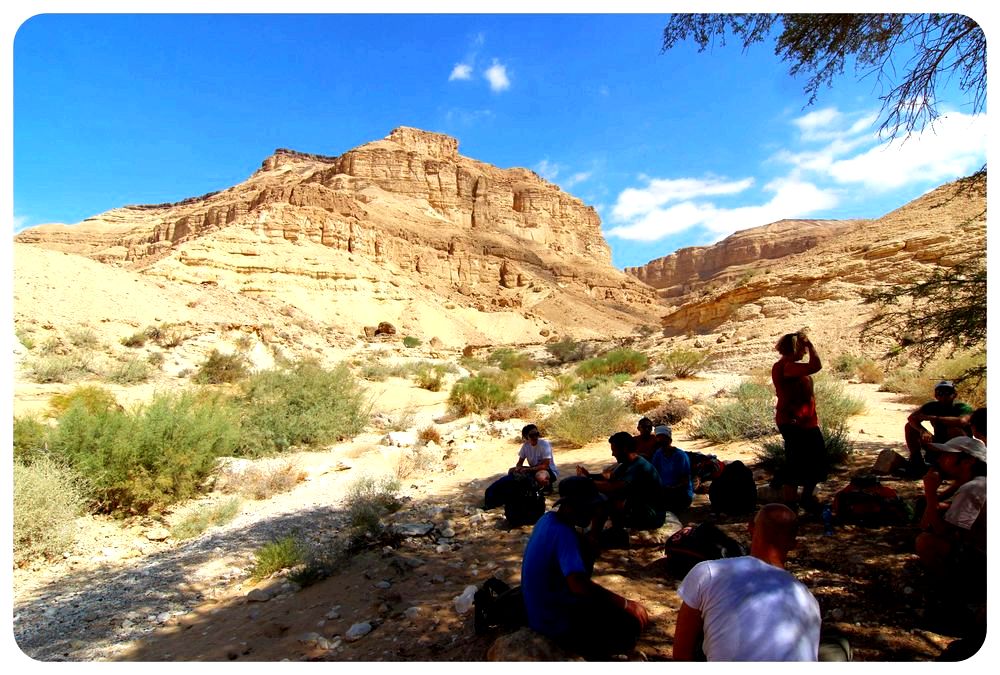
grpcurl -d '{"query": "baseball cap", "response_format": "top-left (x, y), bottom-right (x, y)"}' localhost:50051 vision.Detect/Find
top-left (934, 380), bottom-right (957, 392)
top-left (929, 436), bottom-right (987, 463)
top-left (554, 476), bottom-right (607, 508)
top-left (654, 425), bottom-right (672, 437)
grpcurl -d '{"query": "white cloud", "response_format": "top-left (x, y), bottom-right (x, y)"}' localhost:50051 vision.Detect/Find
top-left (611, 176), bottom-right (754, 221)
top-left (564, 171), bottom-right (592, 188)
top-left (484, 60), bottom-right (510, 92)
top-left (534, 159), bottom-right (560, 181)
top-left (14, 214), bottom-right (30, 232)
top-left (444, 108), bottom-right (495, 125)
top-left (449, 63), bottom-right (472, 81)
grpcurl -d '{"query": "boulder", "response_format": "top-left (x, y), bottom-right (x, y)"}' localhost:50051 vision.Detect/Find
top-left (486, 627), bottom-right (585, 661)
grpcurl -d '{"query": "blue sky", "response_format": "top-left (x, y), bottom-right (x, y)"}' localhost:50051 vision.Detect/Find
top-left (9, 9), bottom-right (989, 270)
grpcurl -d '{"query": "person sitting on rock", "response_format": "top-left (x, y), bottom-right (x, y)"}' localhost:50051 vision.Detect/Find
top-left (577, 431), bottom-right (666, 541)
top-left (673, 504), bottom-right (823, 661)
top-left (521, 476), bottom-right (650, 659)
top-left (484, 424), bottom-right (557, 508)
top-left (904, 380), bottom-right (973, 476)
top-left (633, 417), bottom-right (657, 461)
top-left (650, 425), bottom-right (694, 515)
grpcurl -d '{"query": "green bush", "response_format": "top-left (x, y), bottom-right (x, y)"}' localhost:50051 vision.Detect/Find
top-left (448, 375), bottom-right (514, 415)
top-left (16, 328), bottom-right (36, 350)
top-left (755, 423), bottom-right (854, 477)
top-left (107, 357), bottom-right (152, 385)
top-left (660, 349), bottom-right (712, 378)
top-left (487, 348), bottom-right (537, 371)
top-left (571, 372), bottom-right (632, 395)
top-left (881, 352), bottom-right (986, 408)
top-left (544, 388), bottom-right (630, 447)
top-left (49, 385), bottom-right (119, 417)
top-left (251, 535), bottom-right (310, 581)
top-left (576, 348), bottom-right (649, 378)
top-left (412, 362), bottom-right (447, 391)
top-left (170, 497), bottom-right (242, 540)
top-left (66, 326), bottom-right (100, 349)
top-left (14, 456), bottom-right (86, 564)
top-left (545, 337), bottom-right (587, 364)
top-left (235, 361), bottom-right (368, 455)
top-left (344, 475), bottom-right (402, 536)
top-left (693, 380), bottom-right (776, 443)
top-left (813, 376), bottom-right (866, 427)
top-left (27, 354), bottom-right (92, 383)
top-left (13, 416), bottom-right (50, 464)
top-left (402, 336), bottom-right (421, 348)
top-left (48, 392), bottom-right (239, 515)
top-left (646, 399), bottom-right (692, 426)
top-left (193, 349), bottom-right (251, 384)
top-left (120, 331), bottom-right (148, 348)
top-left (549, 373), bottom-right (577, 401)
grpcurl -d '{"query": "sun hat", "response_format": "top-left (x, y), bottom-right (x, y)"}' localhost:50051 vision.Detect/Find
top-left (554, 476), bottom-right (607, 508)
top-left (654, 425), bottom-right (672, 437)
top-left (934, 380), bottom-right (957, 392)
top-left (929, 436), bottom-right (987, 463)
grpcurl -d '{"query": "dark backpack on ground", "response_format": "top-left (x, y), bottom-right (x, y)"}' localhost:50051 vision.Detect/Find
top-left (474, 577), bottom-right (527, 634)
top-left (503, 478), bottom-right (545, 527)
top-left (663, 522), bottom-right (748, 577)
top-left (832, 474), bottom-right (911, 526)
top-left (687, 452), bottom-right (726, 493)
top-left (709, 460), bottom-right (757, 514)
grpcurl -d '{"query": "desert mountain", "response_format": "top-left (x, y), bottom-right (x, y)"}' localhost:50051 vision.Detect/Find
top-left (15, 127), bottom-right (659, 349)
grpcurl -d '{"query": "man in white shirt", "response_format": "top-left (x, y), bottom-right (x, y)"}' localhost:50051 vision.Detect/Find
top-left (673, 503), bottom-right (821, 661)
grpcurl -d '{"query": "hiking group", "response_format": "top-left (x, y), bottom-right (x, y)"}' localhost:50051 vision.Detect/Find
top-left (481, 331), bottom-right (986, 661)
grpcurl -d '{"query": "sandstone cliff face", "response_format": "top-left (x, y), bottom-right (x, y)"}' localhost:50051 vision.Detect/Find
top-left (15, 127), bottom-right (658, 344)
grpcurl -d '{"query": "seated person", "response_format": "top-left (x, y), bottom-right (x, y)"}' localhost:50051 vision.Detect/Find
top-left (484, 424), bottom-right (557, 508)
top-left (673, 504), bottom-right (823, 661)
top-left (650, 425), bottom-right (694, 514)
top-left (916, 436), bottom-right (986, 591)
top-left (577, 431), bottom-right (666, 535)
top-left (904, 381), bottom-right (973, 475)
top-left (633, 417), bottom-right (657, 461)
top-left (521, 476), bottom-right (650, 659)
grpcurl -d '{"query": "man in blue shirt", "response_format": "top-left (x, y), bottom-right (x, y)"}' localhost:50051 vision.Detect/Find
top-left (521, 477), bottom-right (650, 659)
top-left (650, 425), bottom-right (694, 514)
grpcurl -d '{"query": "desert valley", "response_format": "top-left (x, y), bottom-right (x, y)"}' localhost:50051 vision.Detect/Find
top-left (10, 127), bottom-right (987, 662)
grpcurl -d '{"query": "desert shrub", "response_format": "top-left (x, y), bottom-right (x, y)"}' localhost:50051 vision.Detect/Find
top-left (170, 497), bottom-right (242, 540)
top-left (27, 354), bottom-right (91, 384)
top-left (193, 350), bottom-right (251, 384)
top-left (880, 366), bottom-right (924, 400)
top-left (448, 375), bottom-right (514, 415)
top-left (394, 446), bottom-right (439, 480)
top-left (120, 331), bottom-right (147, 348)
top-left (14, 456), bottom-right (86, 565)
top-left (660, 348), bottom-right (712, 378)
top-left (48, 391), bottom-right (239, 515)
top-left (147, 352), bottom-right (166, 367)
top-left (487, 404), bottom-right (533, 422)
top-left (549, 373), bottom-right (577, 401)
top-left (386, 407), bottom-right (416, 432)
top-left (218, 460), bottom-right (306, 500)
top-left (235, 361), bottom-right (368, 455)
top-left (881, 352), bottom-right (986, 408)
top-left (417, 425), bottom-right (442, 445)
top-left (151, 323), bottom-right (187, 349)
top-left (107, 357), bottom-right (152, 385)
top-left (402, 336), bottom-right (421, 348)
top-left (66, 326), bottom-right (100, 349)
top-left (693, 380), bottom-right (776, 443)
top-left (234, 333), bottom-right (255, 352)
top-left (49, 385), bottom-right (119, 417)
top-left (814, 376), bottom-right (866, 427)
top-left (755, 423), bottom-right (854, 477)
top-left (544, 388), bottom-right (630, 447)
top-left (545, 337), bottom-right (587, 364)
top-left (831, 353), bottom-right (884, 383)
top-left (647, 399), bottom-right (692, 426)
top-left (344, 475), bottom-right (402, 536)
top-left (412, 362), bottom-right (447, 391)
top-left (250, 535), bottom-right (310, 581)
top-left (571, 372), bottom-right (632, 395)
top-left (16, 328), bottom-right (36, 350)
top-left (576, 348), bottom-right (649, 378)
top-left (13, 415), bottom-right (51, 464)
top-left (855, 359), bottom-right (885, 384)
top-left (831, 353), bottom-right (864, 377)
top-left (487, 348), bottom-right (536, 372)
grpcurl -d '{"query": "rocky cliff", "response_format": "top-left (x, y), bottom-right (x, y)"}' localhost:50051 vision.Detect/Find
top-left (15, 127), bottom-right (660, 346)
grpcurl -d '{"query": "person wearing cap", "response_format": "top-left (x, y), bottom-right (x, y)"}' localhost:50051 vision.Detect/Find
top-left (904, 380), bottom-right (973, 477)
top-left (916, 435), bottom-right (986, 579)
top-left (577, 431), bottom-right (666, 538)
top-left (483, 424), bottom-right (557, 509)
top-left (520, 476), bottom-right (650, 658)
top-left (633, 417), bottom-right (657, 461)
top-left (650, 425), bottom-right (694, 514)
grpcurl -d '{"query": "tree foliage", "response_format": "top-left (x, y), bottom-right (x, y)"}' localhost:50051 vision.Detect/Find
top-left (861, 253), bottom-right (986, 382)
top-left (662, 13), bottom-right (986, 141)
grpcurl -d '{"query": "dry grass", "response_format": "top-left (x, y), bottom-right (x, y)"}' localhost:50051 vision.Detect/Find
top-left (216, 460), bottom-right (306, 500)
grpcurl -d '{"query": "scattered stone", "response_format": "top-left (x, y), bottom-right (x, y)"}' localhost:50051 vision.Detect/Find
top-left (404, 607), bottom-right (422, 620)
top-left (325, 606), bottom-right (342, 620)
top-left (144, 528), bottom-right (170, 542)
top-left (393, 523), bottom-right (434, 537)
top-left (375, 581), bottom-right (392, 589)
top-left (298, 632), bottom-right (323, 644)
top-left (487, 627), bottom-right (585, 661)
top-left (247, 589), bottom-right (271, 603)
top-left (439, 527), bottom-right (456, 538)
top-left (345, 622), bottom-right (373, 642)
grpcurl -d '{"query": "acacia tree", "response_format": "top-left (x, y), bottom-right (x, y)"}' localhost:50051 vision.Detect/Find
top-left (661, 13), bottom-right (986, 142)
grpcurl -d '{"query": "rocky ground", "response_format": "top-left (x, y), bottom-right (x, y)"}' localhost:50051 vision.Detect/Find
top-left (10, 370), bottom-right (979, 663)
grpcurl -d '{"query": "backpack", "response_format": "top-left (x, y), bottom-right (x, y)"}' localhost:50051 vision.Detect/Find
top-left (473, 577), bottom-right (527, 634)
top-left (832, 474), bottom-right (911, 526)
top-left (663, 522), bottom-right (748, 577)
top-left (503, 479), bottom-right (545, 527)
top-left (709, 460), bottom-right (757, 514)
top-left (686, 452), bottom-right (726, 493)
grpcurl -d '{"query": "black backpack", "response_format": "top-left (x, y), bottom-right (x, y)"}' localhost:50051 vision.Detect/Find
top-left (664, 522), bottom-right (747, 577)
top-left (473, 577), bottom-right (527, 634)
top-left (709, 460), bottom-right (757, 514)
top-left (503, 480), bottom-right (545, 527)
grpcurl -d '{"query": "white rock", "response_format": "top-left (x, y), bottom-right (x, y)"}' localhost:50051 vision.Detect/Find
top-left (345, 622), bottom-right (373, 641)
top-left (247, 589), bottom-right (271, 602)
top-left (440, 528), bottom-right (456, 538)
top-left (325, 606), bottom-right (342, 620)
top-left (404, 607), bottom-right (422, 620)
top-left (375, 581), bottom-right (391, 589)
top-left (384, 431), bottom-right (418, 447)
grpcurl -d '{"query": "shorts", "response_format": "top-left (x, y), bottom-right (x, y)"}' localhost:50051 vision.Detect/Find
top-left (776, 424), bottom-right (828, 486)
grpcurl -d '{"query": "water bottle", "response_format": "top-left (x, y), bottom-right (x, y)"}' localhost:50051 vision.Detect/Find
top-left (454, 584), bottom-right (478, 614)
top-left (822, 505), bottom-right (834, 536)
